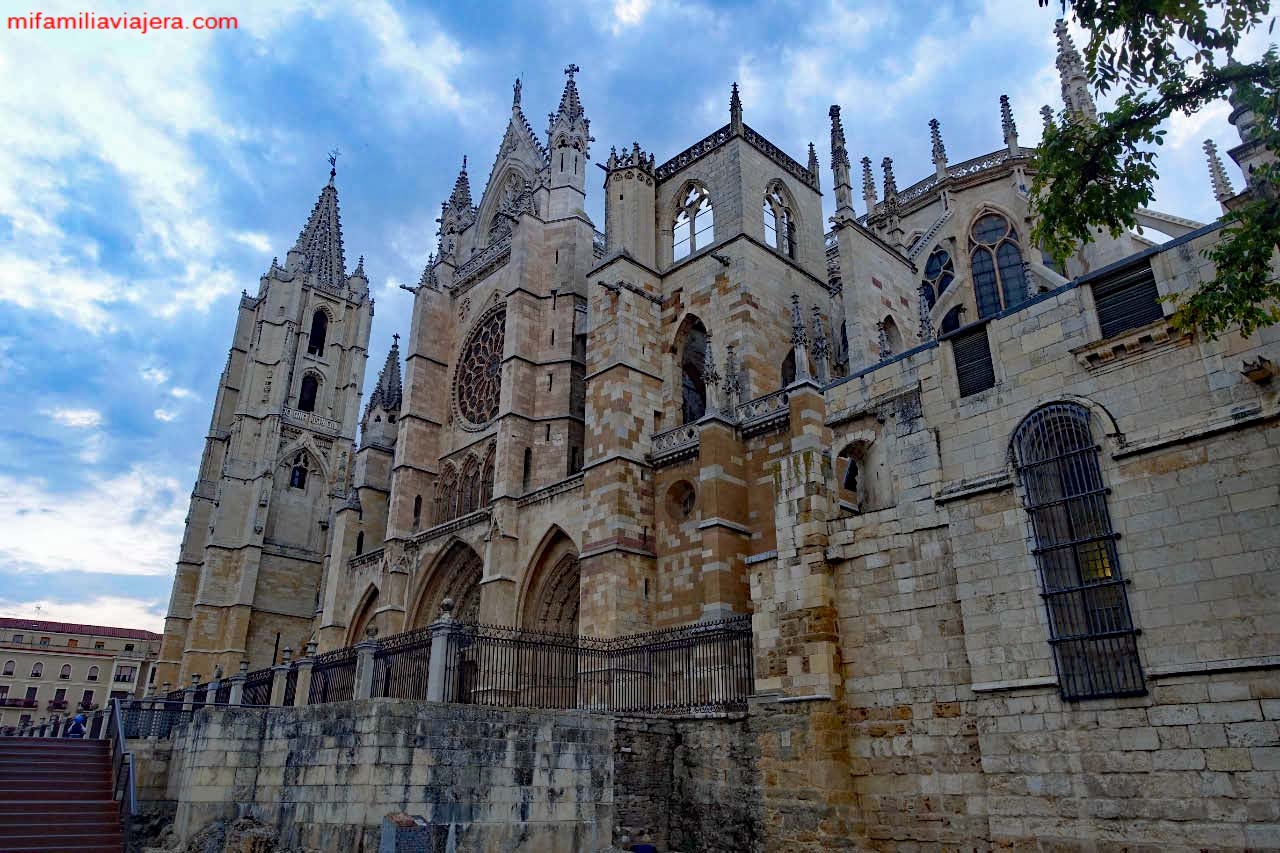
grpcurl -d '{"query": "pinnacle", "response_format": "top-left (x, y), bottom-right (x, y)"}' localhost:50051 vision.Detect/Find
top-left (448, 156), bottom-right (473, 210)
top-left (829, 105), bottom-right (850, 170)
top-left (291, 171), bottom-right (347, 290)
top-left (556, 64), bottom-right (584, 123)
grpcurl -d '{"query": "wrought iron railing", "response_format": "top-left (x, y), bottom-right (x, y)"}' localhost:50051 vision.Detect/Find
top-left (443, 615), bottom-right (753, 713)
top-left (307, 647), bottom-right (358, 704)
top-left (109, 698), bottom-right (137, 851)
top-left (241, 667), bottom-right (274, 706)
top-left (117, 699), bottom-right (193, 739)
top-left (372, 627), bottom-right (433, 700)
top-left (283, 667), bottom-right (298, 707)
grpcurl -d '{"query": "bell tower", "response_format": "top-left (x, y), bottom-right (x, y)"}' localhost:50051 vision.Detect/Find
top-left (546, 64), bottom-right (591, 219)
top-left (154, 160), bottom-right (373, 685)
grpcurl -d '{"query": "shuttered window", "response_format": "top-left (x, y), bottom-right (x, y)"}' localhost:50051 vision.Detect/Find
top-left (1093, 263), bottom-right (1163, 339)
top-left (951, 325), bottom-right (995, 397)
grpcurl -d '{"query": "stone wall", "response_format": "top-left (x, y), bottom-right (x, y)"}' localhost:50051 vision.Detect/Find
top-left (163, 701), bottom-right (614, 852)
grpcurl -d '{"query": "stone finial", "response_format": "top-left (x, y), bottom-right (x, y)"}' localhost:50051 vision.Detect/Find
top-left (1000, 94), bottom-right (1019, 151)
top-left (440, 598), bottom-right (454, 617)
top-left (807, 142), bottom-right (820, 189)
top-left (881, 156), bottom-right (898, 199)
top-left (861, 155), bottom-right (877, 210)
top-left (722, 343), bottom-right (742, 409)
top-left (239, 660), bottom-right (250, 674)
top-left (512, 76), bottom-right (522, 109)
top-left (365, 624), bottom-right (379, 639)
top-left (918, 284), bottom-right (935, 342)
top-left (702, 328), bottom-right (721, 391)
top-left (1041, 104), bottom-right (1055, 134)
top-left (1204, 139), bottom-right (1236, 203)
top-left (282, 647), bottom-right (293, 663)
top-left (790, 294), bottom-right (808, 349)
top-left (929, 118), bottom-right (948, 177)
top-left (829, 105), bottom-right (853, 214)
top-left (191, 674), bottom-right (201, 686)
top-left (829, 105), bottom-right (849, 170)
top-left (730, 82), bottom-right (744, 134)
top-left (811, 305), bottom-right (830, 364)
top-left (353, 255), bottom-right (366, 279)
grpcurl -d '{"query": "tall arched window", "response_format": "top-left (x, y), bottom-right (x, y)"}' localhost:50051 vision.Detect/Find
top-left (881, 317), bottom-right (903, 355)
top-left (436, 464), bottom-right (458, 524)
top-left (298, 374), bottom-right (319, 412)
top-left (921, 247), bottom-right (954, 310)
top-left (1012, 402), bottom-right (1144, 700)
top-left (522, 447), bottom-right (533, 492)
top-left (289, 453), bottom-right (308, 489)
top-left (355, 531), bottom-right (365, 556)
top-left (412, 495), bottom-right (422, 528)
top-left (2, 660), bottom-right (13, 676)
top-left (970, 212), bottom-right (1029, 318)
top-left (87, 666), bottom-right (99, 682)
top-left (762, 184), bottom-right (796, 259)
top-left (672, 184), bottom-right (714, 262)
top-left (481, 445), bottom-right (495, 506)
top-left (307, 310), bottom-right (328, 356)
top-left (30, 662), bottom-right (42, 678)
top-left (679, 318), bottom-right (708, 423)
top-left (59, 664), bottom-right (71, 680)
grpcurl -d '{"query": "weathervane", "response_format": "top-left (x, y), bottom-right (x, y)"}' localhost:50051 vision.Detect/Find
top-left (564, 63), bottom-right (579, 80)
top-left (327, 148), bottom-right (341, 179)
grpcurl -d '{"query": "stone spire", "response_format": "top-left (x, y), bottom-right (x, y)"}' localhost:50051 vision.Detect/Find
top-left (860, 156), bottom-right (877, 215)
top-left (416, 253), bottom-right (440, 291)
top-left (881, 156), bottom-right (898, 200)
top-left (1225, 66), bottom-right (1275, 187)
top-left (829, 105), bottom-right (854, 216)
top-left (1055, 19), bottom-right (1097, 123)
top-left (448, 156), bottom-right (473, 210)
top-left (1000, 94), bottom-right (1020, 153)
top-left (807, 142), bottom-right (821, 191)
top-left (730, 82), bottom-right (744, 135)
top-left (547, 63), bottom-right (591, 157)
top-left (929, 118), bottom-right (948, 178)
top-left (289, 163), bottom-right (347, 290)
top-left (365, 335), bottom-right (403, 416)
top-left (1204, 139), bottom-right (1236, 206)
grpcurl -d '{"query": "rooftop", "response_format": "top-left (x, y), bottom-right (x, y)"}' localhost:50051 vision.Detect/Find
top-left (0, 617), bottom-right (161, 642)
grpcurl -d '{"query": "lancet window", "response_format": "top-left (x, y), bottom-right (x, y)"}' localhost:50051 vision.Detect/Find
top-left (672, 184), bottom-right (714, 262)
top-left (970, 212), bottom-right (1029, 318)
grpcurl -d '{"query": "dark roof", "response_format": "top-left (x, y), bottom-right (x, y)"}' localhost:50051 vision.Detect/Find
top-left (0, 617), bottom-right (161, 642)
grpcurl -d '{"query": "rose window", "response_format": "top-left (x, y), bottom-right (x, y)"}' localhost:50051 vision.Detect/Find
top-left (454, 304), bottom-right (506, 428)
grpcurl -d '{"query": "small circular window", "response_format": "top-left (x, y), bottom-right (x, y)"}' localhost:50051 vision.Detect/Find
top-left (665, 480), bottom-right (697, 520)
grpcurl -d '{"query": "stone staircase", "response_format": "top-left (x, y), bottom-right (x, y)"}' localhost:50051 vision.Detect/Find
top-left (0, 737), bottom-right (124, 852)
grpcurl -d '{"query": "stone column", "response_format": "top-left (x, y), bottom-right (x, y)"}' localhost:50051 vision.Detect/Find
top-left (292, 642), bottom-right (317, 707)
top-left (268, 648), bottom-right (293, 707)
top-left (228, 661), bottom-right (248, 705)
top-left (353, 627), bottom-right (380, 700)
top-left (696, 411), bottom-right (751, 621)
top-left (426, 600), bottom-right (457, 703)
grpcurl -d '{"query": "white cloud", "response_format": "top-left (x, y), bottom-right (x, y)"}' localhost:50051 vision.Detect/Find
top-left (79, 432), bottom-right (106, 464)
top-left (140, 366), bottom-right (170, 385)
top-left (0, 596), bottom-right (165, 634)
top-left (233, 231), bottom-right (272, 253)
top-left (612, 0), bottom-right (654, 32)
top-left (169, 387), bottom-right (196, 400)
top-left (44, 407), bottom-right (103, 429)
top-left (0, 466), bottom-right (185, 578)
top-left (153, 408), bottom-right (179, 423)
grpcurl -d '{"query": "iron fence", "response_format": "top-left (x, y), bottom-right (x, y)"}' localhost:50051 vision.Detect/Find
top-left (308, 647), bottom-right (358, 704)
top-left (241, 667), bottom-right (274, 706)
top-left (443, 615), bottom-right (753, 713)
top-left (372, 627), bottom-right (433, 699)
top-left (283, 666), bottom-right (298, 706)
top-left (117, 699), bottom-right (193, 739)
top-left (214, 681), bottom-right (233, 704)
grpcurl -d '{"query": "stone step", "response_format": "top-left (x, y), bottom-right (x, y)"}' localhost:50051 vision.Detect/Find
top-left (0, 830), bottom-right (123, 852)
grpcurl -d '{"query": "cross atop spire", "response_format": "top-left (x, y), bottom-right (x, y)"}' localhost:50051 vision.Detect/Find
top-left (291, 167), bottom-right (347, 290)
top-left (549, 63), bottom-right (590, 156)
top-left (327, 148), bottom-right (340, 184)
top-left (564, 63), bottom-right (579, 79)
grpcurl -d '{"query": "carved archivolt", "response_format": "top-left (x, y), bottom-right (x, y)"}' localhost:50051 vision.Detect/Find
top-left (411, 542), bottom-right (482, 628)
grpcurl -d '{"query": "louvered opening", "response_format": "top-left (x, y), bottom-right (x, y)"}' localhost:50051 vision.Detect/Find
top-left (1093, 263), bottom-right (1163, 339)
top-left (952, 326), bottom-right (995, 397)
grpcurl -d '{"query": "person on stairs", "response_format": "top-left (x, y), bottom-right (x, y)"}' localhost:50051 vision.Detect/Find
top-left (62, 713), bottom-right (87, 738)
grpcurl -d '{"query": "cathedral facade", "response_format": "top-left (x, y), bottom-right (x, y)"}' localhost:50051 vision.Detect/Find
top-left (151, 23), bottom-right (1280, 850)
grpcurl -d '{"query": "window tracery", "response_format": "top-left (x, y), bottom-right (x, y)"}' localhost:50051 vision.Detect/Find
top-left (762, 184), bottom-right (796, 259)
top-left (672, 184), bottom-right (714, 262)
top-left (921, 247), bottom-right (955, 310)
top-left (970, 212), bottom-right (1028, 318)
top-left (454, 304), bottom-right (506, 429)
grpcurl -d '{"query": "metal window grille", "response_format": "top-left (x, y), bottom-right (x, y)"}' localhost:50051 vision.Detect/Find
top-left (1012, 403), bottom-right (1145, 700)
top-left (1092, 263), bottom-right (1163, 339)
top-left (951, 325), bottom-right (995, 397)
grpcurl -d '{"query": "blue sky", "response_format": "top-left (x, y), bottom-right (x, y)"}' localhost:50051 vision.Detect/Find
top-left (0, 0), bottom-right (1269, 632)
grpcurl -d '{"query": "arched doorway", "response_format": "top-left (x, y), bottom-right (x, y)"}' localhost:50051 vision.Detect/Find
top-left (346, 586), bottom-right (380, 645)
top-left (409, 541), bottom-right (483, 628)
top-left (521, 530), bottom-right (580, 636)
